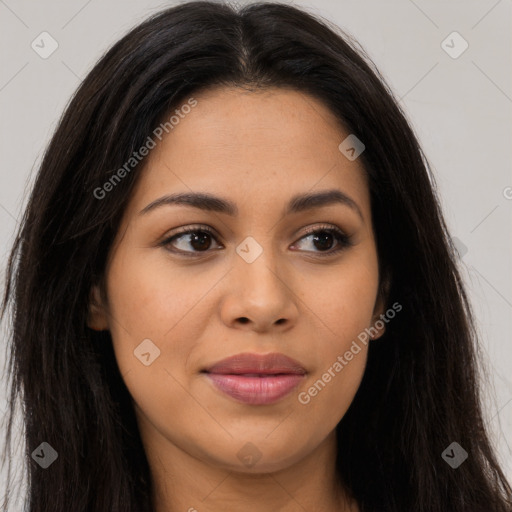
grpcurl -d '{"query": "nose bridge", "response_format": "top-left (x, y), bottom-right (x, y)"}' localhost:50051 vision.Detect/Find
top-left (234, 233), bottom-right (286, 298)
top-left (221, 233), bottom-right (298, 331)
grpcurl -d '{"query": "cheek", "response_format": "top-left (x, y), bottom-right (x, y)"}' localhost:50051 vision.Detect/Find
top-left (103, 250), bottom-right (210, 432)
top-left (294, 253), bottom-right (377, 419)
top-left (301, 251), bottom-right (379, 346)
top-left (103, 248), bottom-right (207, 375)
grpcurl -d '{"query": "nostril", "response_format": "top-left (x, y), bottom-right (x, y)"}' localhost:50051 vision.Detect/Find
top-left (238, 317), bottom-right (250, 324)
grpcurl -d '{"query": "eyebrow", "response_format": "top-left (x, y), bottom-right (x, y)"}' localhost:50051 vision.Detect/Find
top-left (139, 189), bottom-right (363, 220)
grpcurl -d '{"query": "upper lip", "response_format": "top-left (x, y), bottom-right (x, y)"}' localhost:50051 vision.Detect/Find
top-left (202, 352), bottom-right (307, 375)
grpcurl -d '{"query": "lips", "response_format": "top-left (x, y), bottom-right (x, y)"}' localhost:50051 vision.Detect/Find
top-left (202, 352), bottom-right (307, 405)
top-left (203, 352), bottom-right (307, 375)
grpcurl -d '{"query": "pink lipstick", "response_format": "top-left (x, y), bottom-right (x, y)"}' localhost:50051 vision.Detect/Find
top-left (202, 352), bottom-right (306, 405)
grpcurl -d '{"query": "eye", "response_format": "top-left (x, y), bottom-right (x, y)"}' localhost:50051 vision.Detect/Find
top-left (159, 223), bottom-right (353, 257)
top-left (291, 224), bottom-right (353, 256)
top-left (160, 225), bottom-right (222, 256)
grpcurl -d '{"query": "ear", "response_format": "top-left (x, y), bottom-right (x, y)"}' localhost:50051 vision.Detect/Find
top-left (370, 272), bottom-right (391, 341)
top-left (87, 284), bottom-right (109, 331)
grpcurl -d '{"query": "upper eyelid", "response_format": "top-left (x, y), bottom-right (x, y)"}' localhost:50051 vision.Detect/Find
top-left (166, 223), bottom-right (346, 240)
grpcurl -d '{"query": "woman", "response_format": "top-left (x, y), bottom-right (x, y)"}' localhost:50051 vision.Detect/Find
top-left (2, 1), bottom-right (511, 511)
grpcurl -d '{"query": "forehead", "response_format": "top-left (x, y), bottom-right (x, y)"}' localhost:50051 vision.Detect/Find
top-left (127, 86), bottom-right (370, 220)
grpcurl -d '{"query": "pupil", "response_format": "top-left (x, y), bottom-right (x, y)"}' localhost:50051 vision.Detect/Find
top-left (191, 232), bottom-right (211, 251)
top-left (314, 232), bottom-right (333, 251)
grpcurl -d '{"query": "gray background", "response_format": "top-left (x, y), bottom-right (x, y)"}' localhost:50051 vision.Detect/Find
top-left (1, 0), bottom-right (511, 506)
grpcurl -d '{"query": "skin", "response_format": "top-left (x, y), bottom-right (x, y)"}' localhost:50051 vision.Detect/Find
top-left (88, 86), bottom-right (386, 512)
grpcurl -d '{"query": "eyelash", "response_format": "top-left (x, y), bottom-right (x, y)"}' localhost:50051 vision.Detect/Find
top-left (159, 224), bottom-right (353, 258)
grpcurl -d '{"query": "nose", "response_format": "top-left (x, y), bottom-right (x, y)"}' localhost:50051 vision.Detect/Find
top-left (219, 246), bottom-right (300, 333)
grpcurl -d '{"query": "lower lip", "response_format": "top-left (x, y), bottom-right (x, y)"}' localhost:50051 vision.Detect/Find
top-left (204, 373), bottom-right (305, 405)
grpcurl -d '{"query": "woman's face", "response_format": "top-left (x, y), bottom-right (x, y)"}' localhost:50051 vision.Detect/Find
top-left (89, 86), bottom-right (385, 474)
